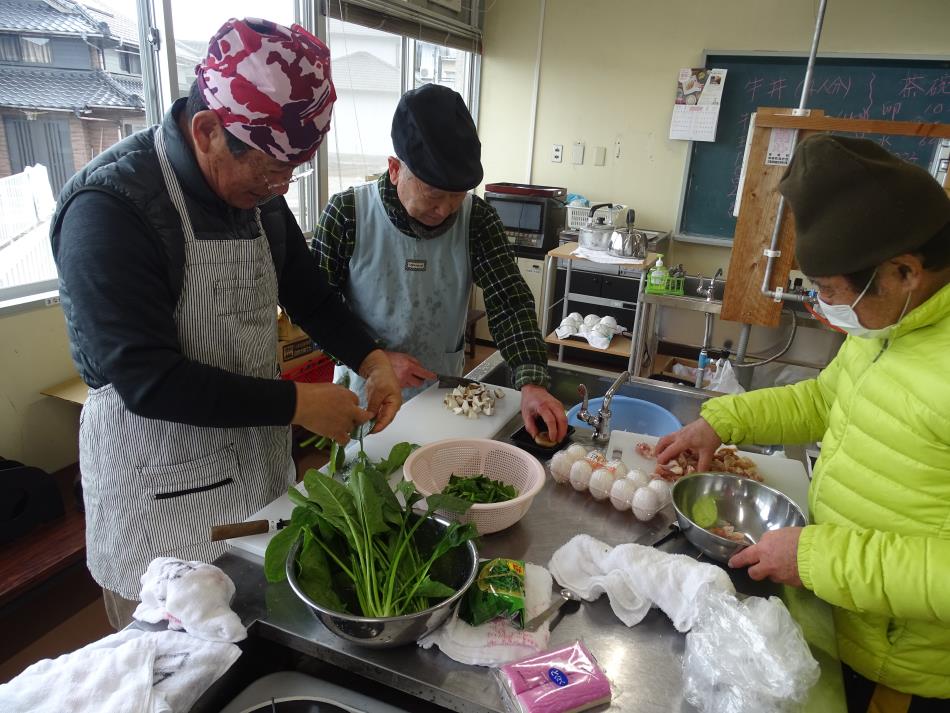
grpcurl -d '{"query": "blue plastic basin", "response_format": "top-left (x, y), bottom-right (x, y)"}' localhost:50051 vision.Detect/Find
top-left (566, 395), bottom-right (682, 437)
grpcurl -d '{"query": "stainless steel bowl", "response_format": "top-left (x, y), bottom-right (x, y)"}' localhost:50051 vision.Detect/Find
top-left (671, 472), bottom-right (806, 562)
top-left (285, 514), bottom-right (479, 648)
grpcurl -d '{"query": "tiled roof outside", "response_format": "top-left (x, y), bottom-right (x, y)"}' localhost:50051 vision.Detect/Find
top-left (333, 51), bottom-right (400, 93)
top-left (0, 65), bottom-right (142, 110)
top-left (0, 0), bottom-right (102, 36)
top-left (84, 1), bottom-right (138, 46)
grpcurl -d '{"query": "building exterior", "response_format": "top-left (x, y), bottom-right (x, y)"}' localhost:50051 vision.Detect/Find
top-left (0, 0), bottom-right (145, 194)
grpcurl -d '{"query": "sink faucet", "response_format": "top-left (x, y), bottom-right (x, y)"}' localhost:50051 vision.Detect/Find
top-left (697, 267), bottom-right (724, 301)
top-left (576, 370), bottom-right (631, 442)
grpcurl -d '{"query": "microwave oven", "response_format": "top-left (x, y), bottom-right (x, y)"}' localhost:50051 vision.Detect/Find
top-left (483, 182), bottom-right (566, 257)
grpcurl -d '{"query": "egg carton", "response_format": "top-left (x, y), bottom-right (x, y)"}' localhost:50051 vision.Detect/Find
top-left (555, 313), bottom-right (626, 349)
top-left (547, 445), bottom-right (672, 521)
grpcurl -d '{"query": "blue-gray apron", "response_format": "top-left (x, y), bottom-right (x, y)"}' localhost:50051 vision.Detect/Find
top-left (335, 181), bottom-right (472, 403)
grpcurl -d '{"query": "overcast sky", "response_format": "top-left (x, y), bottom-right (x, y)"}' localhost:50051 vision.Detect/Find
top-left (99, 0), bottom-right (295, 45)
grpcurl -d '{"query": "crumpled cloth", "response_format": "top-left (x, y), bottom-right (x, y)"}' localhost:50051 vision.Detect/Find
top-left (134, 558), bottom-right (246, 643)
top-left (0, 628), bottom-right (240, 713)
top-left (419, 563), bottom-right (554, 666)
top-left (548, 534), bottom-right (734, 631)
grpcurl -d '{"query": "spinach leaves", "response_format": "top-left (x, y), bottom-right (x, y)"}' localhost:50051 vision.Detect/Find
top-left (265, 435), bottom-right (478, 618)
top-left (442, 474), bottom-right (518, 504)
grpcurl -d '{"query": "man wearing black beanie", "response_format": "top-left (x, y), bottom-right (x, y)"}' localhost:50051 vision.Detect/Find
top-left (656, 134), bottom-right (950, 706)
top-left (312, 84), bottom-right (567, 443)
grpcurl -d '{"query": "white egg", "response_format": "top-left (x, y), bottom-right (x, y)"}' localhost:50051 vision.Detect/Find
top-left (647, 478), bottom-right (672, 506)
top-left (605, 459), bottom-right (629, 479)
top-left (609, 478), bottom-right (638, 511)
top-left (566, 444), bottom-right (588, 462)
top-left (583, 314), bottom-right (600, 328)
top-left (568, 312), bottom-right (583, 323)
top-left (598, 315), bottom-right (618, 329)
top-left (632, 487), bottom-right (662, 521)
top-left (625, 468), bottom-right (651, 489)
top-left (569, 460), bottom-right (593, 491)
top-left (549, 451), bottom-right (574, 483)
top-left (588, 468), bottom-right (615, 500)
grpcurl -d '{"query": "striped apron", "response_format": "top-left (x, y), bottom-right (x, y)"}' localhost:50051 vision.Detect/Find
top-left (335, 181), bottom-right (472, 404)
top-left (79, 127), bottom-right (294, 598)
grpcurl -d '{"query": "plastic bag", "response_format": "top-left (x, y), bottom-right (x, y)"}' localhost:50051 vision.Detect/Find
top-left (459, 558), bottom-right (527, 628)
top-left (495, 640), bottom-right (612, 713)
top-left (670, 360), bottom-right (745, 394)
top-left (683, 591), bottom-right (820, 713)
top-left (706, 358), bottom-right (745, 394)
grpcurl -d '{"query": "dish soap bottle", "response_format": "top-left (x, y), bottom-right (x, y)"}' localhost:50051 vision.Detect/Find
top-left (648, 254), bottom-right (668, 290)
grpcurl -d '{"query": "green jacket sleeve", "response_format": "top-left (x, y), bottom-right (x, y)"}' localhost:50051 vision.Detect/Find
top-left (798, 523), bottom-right (950, 623)
top-left (700, 348), bottom-right (844, 446)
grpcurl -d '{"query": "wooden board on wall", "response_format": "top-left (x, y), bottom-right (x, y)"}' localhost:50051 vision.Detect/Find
top-left (722, 109), bottom-right (950, 327)
top-left (721, 109), bottom-right (822, 327)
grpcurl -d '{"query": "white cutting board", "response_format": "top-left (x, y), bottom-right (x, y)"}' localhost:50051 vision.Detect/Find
top-left (230, 382), bottom-right (523, 557)
top-left (606, 430), bottom-right (810, 519)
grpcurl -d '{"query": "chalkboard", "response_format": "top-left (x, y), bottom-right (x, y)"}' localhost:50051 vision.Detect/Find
top-left (679, 54), bottom-right (950, 240)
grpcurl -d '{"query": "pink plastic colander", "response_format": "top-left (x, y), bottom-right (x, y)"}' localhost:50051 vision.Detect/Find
top-left (403, 438), bottom-right (546, 535)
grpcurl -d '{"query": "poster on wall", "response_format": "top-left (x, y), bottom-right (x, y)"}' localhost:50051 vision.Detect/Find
top-left (669, 67), bottom-right (728, 142)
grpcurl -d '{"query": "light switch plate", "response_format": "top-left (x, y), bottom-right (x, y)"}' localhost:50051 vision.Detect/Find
top-left (572, 142), bottom-right (585, 165)
top-left (593, 146), bottom-right (607, 166)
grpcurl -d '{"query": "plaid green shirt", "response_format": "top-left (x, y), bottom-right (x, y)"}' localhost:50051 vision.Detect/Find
top-left (310, 174), bottom-right (550, 389)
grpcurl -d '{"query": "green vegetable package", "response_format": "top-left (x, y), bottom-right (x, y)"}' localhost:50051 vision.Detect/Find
top-left (459, 558), bottom-right (527, 628)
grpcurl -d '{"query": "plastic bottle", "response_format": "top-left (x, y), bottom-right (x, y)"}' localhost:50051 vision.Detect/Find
top-left (649, 254), bottom-right (668, 289)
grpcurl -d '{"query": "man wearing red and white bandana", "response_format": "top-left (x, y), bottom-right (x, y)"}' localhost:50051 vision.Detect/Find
top-left (51, 18), bottom-right (400, 629)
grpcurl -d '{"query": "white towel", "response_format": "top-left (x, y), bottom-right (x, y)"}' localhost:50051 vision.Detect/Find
top-left (134, 558), bottom-right (246, 643)
top-left (571, 246), bottom-right (646, 265)
top-left (0, 628), bottom-right (240, 713)
top-left (419, 563), bottom-right (554, 666)
top-left (548, 534), bottom-right (734, 631)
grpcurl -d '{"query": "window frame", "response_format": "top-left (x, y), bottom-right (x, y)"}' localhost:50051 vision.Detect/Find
top-left (0, 0), bottom-right (481, 312)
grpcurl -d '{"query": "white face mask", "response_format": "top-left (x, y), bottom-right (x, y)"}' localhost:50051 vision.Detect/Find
top-left (816, 269), bottom-right (910, 339)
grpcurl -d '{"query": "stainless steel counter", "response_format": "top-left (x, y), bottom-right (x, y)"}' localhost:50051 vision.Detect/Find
top-left (213, 354), bottom-right (844, 713)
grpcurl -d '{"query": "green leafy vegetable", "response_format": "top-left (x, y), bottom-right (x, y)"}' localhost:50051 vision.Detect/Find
top-left (442, 474), bottom-right (517, 504)
top-left (265, 440), bottom-right (479, 618)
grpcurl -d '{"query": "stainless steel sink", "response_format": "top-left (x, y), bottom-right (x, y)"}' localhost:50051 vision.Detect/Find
top-left (466, 351), bottom-right (786, 457)
top-left (467, 352), bottom-right (710, 426)
top-left (641, 274), bottom-right (726, 314)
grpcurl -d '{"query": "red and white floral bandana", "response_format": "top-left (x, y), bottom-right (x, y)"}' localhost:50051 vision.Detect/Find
top-left (196, 17), bottom-right (336, 163)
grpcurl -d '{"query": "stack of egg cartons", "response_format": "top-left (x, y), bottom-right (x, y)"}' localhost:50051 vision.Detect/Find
top-left (548, 444), bottom-right (672, 521)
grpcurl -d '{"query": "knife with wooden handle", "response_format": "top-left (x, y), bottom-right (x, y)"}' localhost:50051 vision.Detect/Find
top-left (210, 519), bottom-right (289, 542)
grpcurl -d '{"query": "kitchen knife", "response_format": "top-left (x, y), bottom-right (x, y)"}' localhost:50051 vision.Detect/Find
top-left (210, 519), bottom-right (289, 542)
top-left (437, 374), bottom-right (480, 388)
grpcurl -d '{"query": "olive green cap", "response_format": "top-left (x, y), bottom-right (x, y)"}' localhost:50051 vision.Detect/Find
top-left (778, 134), bottom-right (950, 277)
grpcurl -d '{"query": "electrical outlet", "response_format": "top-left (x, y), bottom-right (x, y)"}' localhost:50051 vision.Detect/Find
top-left (551, 144), bottom-right (563, 162)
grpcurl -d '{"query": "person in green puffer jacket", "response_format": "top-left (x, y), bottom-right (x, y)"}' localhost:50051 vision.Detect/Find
top-left (656, 134), bottom-right (950, 710)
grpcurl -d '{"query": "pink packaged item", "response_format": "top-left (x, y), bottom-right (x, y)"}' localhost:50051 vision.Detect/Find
top-left (496, 640), bottom-right (611, 713)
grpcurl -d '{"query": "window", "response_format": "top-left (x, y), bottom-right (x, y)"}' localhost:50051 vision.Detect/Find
top-left (1, 0), bottom-right (481, 309)
top-left (325, 20), bottom-right (404, 197)
top-left (0, 4), bottom-right (144, 308)
top-left (0, 35), bottom-right (53, 64)
top-left (324, 21), bottom-right (478, 198)
top-left (118, 49), bottom-right (141, 74)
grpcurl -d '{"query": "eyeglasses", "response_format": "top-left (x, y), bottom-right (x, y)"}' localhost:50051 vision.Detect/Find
top-left (262, 164), bottom-right (314, 191)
